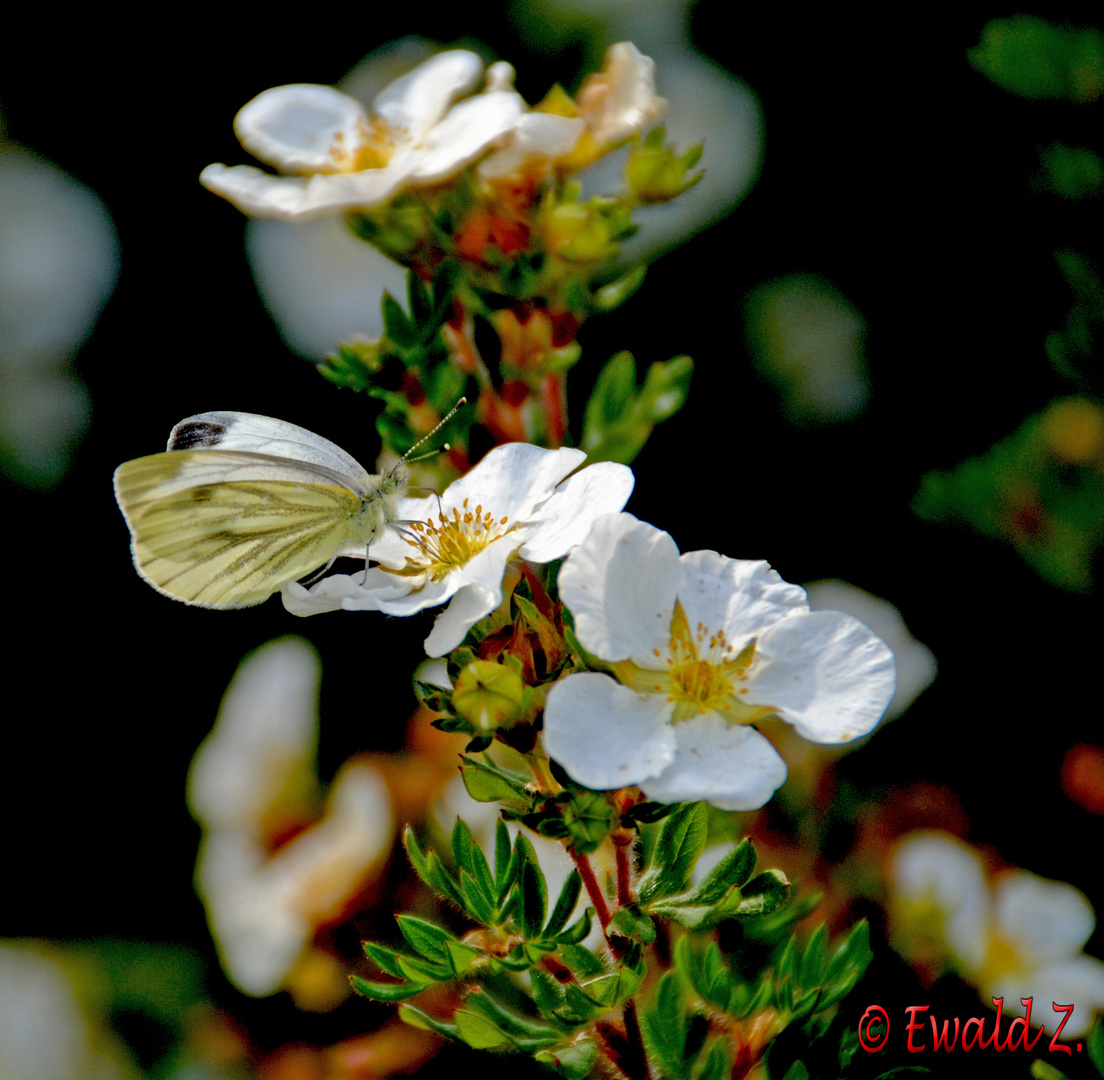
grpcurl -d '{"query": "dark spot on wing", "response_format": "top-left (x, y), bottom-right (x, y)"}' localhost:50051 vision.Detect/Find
top-left (171, 421), bottom-right (226, 450)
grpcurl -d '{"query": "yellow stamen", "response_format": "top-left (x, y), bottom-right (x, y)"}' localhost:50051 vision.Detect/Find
top-left (393, 499), bottom-right (514, 582)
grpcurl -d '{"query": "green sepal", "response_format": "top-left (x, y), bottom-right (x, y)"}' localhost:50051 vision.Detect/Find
top-left (416, 681), bottom-right (453, 714)
top-left (535, 1040), bottom-right (599, 1080)
top-left (559, 788), bottom-right (619, 853)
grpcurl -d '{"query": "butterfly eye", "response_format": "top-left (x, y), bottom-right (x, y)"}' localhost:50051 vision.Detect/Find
top-left (380, 461), bottom-right (409, 496)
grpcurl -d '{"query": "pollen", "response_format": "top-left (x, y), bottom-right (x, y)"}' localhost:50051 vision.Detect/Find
top-left (661, 603), bottom-right (757, 722)
top-left (398, 498), bottom-right (513, 581)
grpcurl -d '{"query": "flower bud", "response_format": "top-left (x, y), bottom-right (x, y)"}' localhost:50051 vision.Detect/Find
top-left (452, 660), bottom-right (526, 732)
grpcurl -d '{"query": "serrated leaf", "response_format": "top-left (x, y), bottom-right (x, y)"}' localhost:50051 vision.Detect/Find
top-left (350, 975), bottom-right (428, 1001)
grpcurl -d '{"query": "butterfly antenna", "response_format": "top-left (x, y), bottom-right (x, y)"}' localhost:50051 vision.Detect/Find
top-left (401, 397), bottom-right (467, 463)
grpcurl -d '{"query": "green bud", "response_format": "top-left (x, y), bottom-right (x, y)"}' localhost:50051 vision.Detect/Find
top-left (452, 660), bottom-right (526, 732)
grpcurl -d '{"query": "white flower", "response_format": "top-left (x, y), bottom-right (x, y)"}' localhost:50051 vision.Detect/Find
top-left (283, 442), bottom-right (634, 657)
top-left (187, 637), bottom-right (392, 999)
top-left (891, 832), bottom-right (1104, 1038)
top-left (575, 42), bottom-right (667, 152)
top-left (542, 513), bottom-right (895, 810)
top-left (201, 50), bottom-right (527, 221)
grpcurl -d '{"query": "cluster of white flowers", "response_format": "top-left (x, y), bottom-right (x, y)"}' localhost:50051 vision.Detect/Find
top-left (891, 832), bottom-right (1104, 1037)
top-left (282, 439), bottom-right (895, 810)
top-left (201, 43), bottom-right (664, 222)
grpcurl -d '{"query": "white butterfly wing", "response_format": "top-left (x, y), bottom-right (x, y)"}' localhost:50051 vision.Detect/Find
top-left (114, 450), bottom-right (370, 608)
top-left (168, 412), bottom-right (373, 491)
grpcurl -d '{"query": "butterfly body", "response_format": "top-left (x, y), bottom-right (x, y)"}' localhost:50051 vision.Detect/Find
top-left (114, 412), bottom-right (408, 608)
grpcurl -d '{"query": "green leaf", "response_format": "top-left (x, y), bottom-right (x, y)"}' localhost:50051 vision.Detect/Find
top-left (515, 833), bottom-right (548, 939)
top-left (1087, 1015), bottom-right (1104, 1075)
top-left (459, 755), bottom-right (535, 813)
top-left (350, 975), bottom-right (427, 1002)
top-left (735, 870), bottom-right (790, 916)
top-left (969, 16), bottom-right (1104, 103)
top-left (639, 802), bottom-right (708, 903)
top-left (464, 990), bottom-right (562, 1048)
top-left (403, 827), bottom-right (463, 907)
top-left (396, 915), bottom-right (452, 963)
top-left (455, 1009), bottom-right (513, 1049)
top-left (395, 953), bottom-right (451, 984)
top-left (780, 1062), bottom-right (810, 1080)
top-left (535, 1040), bottom-right (599, 1080)
top-left (693, 1039), bottom-right (730, 1080)
top-left (693, 839), bottom-right (757, 904)
top-left (593, 265), bottom-right (647, 312)
top-left (642, 972), bottom-right (688, 1079)
top-left (362, 941), bottom-right (405, 979)
top-left (543, 869), bottom-right (582, 939)
top-left (399, 1003), bottom-right (461, 1041)
top-left (555, 907), bottom-right (596, 946)
top-left (382, 292), bottom-right (417, 348)
top-left (580, 351), bottom-right (694, 465)
top-left (800, 924), bottom-right (829, 986)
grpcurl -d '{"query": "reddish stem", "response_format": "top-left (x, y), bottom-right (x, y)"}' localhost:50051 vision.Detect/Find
top-left (569, 847), bottom-right (612, 931)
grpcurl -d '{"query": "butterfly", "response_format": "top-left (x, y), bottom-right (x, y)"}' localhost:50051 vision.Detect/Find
top-left (113, 407), bottom-right (461, 608)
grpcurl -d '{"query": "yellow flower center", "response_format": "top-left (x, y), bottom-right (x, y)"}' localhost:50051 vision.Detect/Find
top-left (396, 499), bottom-right (514, 582)
top-left (328, 117), bottom-right (398, 173)
top-left (617, 603), bottom-right (773, 725)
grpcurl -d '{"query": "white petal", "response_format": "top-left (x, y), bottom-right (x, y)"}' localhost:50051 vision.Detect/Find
top-left (577, 42), bottom-right (666, 147)
top-left (234, 84), bottom-right (371, 174)
top-left (987, 958), bottom-right (1104, 1038)
top-left (187, 637), bottom-right (320, 831)
top-left (409, 91), bottom-right (525, 182)
top-left (641, 715), bottom-right (787, 810)
top-left (543, 672), bottom-right (677, 789)
top-left (373, 49), bottom-right (484, 136)
top-left (677, 550), bottom-right (807, 655)
top-left (747, 610), bottom-right (895, 743)
top-left (200, 162), bottom-right (410, 221)
top-left (444, 443), bottom-right (586, 522)
top-left (424, 582), bottom-right (501, 657)
top-left (994, 871), bottom-right (1096, 962)
top-left (480, 112), bottom-right (586, 179)
top-left (891, 832), bottom-right (989, 973)
top-left (520, 461), bottom-right (635, 563)
top-left (805, 580), bottom-right (936, 719)
top-left (560, 513), bottom-right (680, 665)
top-left (281, 568), bottom-right (413, 616)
